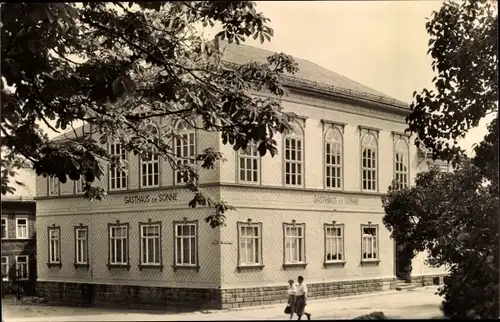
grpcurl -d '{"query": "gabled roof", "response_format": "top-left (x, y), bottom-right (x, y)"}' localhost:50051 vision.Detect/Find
top-left (218, 40), bottom-right (409, 108)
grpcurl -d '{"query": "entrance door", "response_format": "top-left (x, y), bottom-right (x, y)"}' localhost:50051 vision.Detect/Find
top-left (395, 242), bottom-right (411, 282)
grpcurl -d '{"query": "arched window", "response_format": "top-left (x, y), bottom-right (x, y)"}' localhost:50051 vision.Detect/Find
top-left (394, 138), bottom-right (409, 189)
top-left (238, 141), bottom-right (260, 184)
top-left (141, 123), bottom-right (160, 188)
top-left (174, 120), bottom-right (196, 185)
top-left (109, 140), bottom-right (128, 191)
top-left (48, 176), bottom-right (59, 196)
top-left (361, 133), bottom-right (378, 191)
top-left (325, 128), bottom-right (343, 189)
top-left (284, 122), bottom-right (304, 187)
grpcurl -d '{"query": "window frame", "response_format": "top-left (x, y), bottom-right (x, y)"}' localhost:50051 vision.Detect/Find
top-left (283, 122), bottom-right (305, 188)
top-left (324, 223), bottom-right (345, 266)
top-left (1, 256), bottom-right (9, 281)
top-left (172, 220), bottom-right (199, 271)
top-left (393, 136), bottom-right (410, 190)
top-left (173, 120), bottom-right (197, 186)
top-left (138, 221), bottom-right (163, 270)
top-left (361, 224), bottom-right (380, 263)
top-left (47, 225), bottom-right (62, 267)
top-left (108, 141), bottom-right (129, 191)
top-left (74, 225), bottom-right (89, 267)
top-left (237, 141), bottom-right (261, 185)
top-left (282, 222), bottom-right (307, 268)
top-left (48, 176), bottom-right (59, 196)
top-left (15, 217), bottom-right (28, 239)
top-left (107, 222), bottom-right (130, 269)
top-left (360, 129), bottom-right (379, 192)
top-left (324, 125), bottom-right (344, 190)
top-left (139, 123), bottom-right (160, 188)
top-left (236, 221), bottom-right (264, 270)
top-left (75, 177), bottom-right (85, 195)
top-left (15, 255), bottom-right (29, 281)
top-left (1, 217), bottom-right (7, 239)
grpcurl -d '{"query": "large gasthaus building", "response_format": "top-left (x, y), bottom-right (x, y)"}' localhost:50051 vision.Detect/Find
top-left (35, 41), bottom-right (446, 309)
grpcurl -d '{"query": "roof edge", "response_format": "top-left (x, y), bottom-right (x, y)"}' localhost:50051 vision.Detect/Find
top-left (221, 61), bottom-right (409, 110)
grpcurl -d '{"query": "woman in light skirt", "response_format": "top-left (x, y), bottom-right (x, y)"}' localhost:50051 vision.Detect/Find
top-left (285, 279), bottom-right (296, 320)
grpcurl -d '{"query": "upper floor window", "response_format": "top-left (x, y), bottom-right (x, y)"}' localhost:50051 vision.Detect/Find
top-left (174, 221), bottom-right (198, 267)
top-left (325, 128), bottom-right (343, 189)
top-left (48, 176), bottom-right (59, 196)
top-left (16, 218), bottom-right (28, 239)
top-left (48, 226), bottom-right (61, 265)
top-left (237, 221), bottom-right (263, 266)
top-left (109, 223), bottom-right (129, 266)
top-left (238, 142), bottom-right (260, 184)
top-left (361, 224), bottom-right (379, 262)
top-left (174, 120), bottom-right (196, 185)
top-left (140, 123), bottom-right (160, 188)
top-left (1, 217), bottom-right (7, 239)
top-left (394, 137), bottom-right (409, 189)
top-left (284, 123), bottom-right (304, 187)
top-left (75, 177), bottom-right (84, 194)
top-left (109, 142), bottom-right (128, 191)
top-left (283, 222), bottom-right (306, 264)
top-left (361, 132), bottom-right (378, 191)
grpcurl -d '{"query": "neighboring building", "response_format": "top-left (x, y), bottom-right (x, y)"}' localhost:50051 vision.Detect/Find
top-left (34, 41), bottom-right (446, 309)
top-left (1, 168), bottom-right (37, 296)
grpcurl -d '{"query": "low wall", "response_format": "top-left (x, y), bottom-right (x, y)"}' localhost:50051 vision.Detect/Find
top-left (220, 277), bottom-right (398, 309)
top-left (36, 282), bottom-right (222, 310)
top-left (37, 274), bottom-right (445, 310)
top-left (409, 274), bottom-right (447, 287)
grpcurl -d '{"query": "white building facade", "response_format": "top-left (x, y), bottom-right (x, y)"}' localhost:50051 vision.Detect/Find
top-left (34, 42), bottom-right (446, 309)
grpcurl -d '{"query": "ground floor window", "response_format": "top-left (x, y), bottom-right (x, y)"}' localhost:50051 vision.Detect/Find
top-left (283, 222), bottom-right (306, 264)
top-left (109, 223), bottom-right (129, 265)
top-left (325, 223), bottom-right (344, 262)
top-left (75, 226), bottom-right (88, 265)
top-left (48, 226), bottom-right (61, 264)
top-left (140, 222), bottom-right (161, 266)
top-left (174, 221), bottom-right (198, 266)
top-left (1, 256), bottom-right (8, 281)
top-left (237, 221), bottom-right (263, 266)
top-left (361, 224), bottom-right (379, 261)
top-left (15, 255), bottom-right (29, 280)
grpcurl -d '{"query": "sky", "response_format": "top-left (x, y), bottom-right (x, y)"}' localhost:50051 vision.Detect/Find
top-left (41, 1), bottom-right (493, 154)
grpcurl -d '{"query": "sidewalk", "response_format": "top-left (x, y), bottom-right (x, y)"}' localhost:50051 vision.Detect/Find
top-left (3, 286), bottom-right (444, 321)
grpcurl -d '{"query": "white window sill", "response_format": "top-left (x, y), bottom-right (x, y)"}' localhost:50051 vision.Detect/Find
top-left (172, 264), bottom-right (200, 272)
top-left (283, 262), bottom-right (308, 269)
top-left (109, 188), bottom-right (128, 192)
top-left (237, 264), bottom-right (265, 272)
top-left (107, 263), bottom-right (130, 270)
top-left (47, 262), bottom-right (62, 268)
top-left (139, 263), bottom-right (163, 271)
top-left (324, 260), bottom-right (346, 267)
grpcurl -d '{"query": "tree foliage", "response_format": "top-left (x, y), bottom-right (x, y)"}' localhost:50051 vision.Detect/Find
top-left (1, 2), bottom-right (300, 227)
top-left (406, 0), bottom-right (497, 164)
top-left (384, 0), bottom-right (499, 318)
top-left (383, 164), bottom-right (499, 319)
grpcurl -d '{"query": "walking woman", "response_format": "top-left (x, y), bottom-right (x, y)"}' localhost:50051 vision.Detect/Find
top-left (285, 279), bottom-right (296, 320)
top-left (295, 276), bottom-right (311, 320)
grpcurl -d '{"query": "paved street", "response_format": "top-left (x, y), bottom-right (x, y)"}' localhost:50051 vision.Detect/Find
top-left (3, 286), bottom-right (444, 321)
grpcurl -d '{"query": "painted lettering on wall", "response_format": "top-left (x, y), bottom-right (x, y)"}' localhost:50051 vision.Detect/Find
top-left (124, 192), bottom-right (178, 204)
top-left (313, 195), bottom-right (360, 205)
